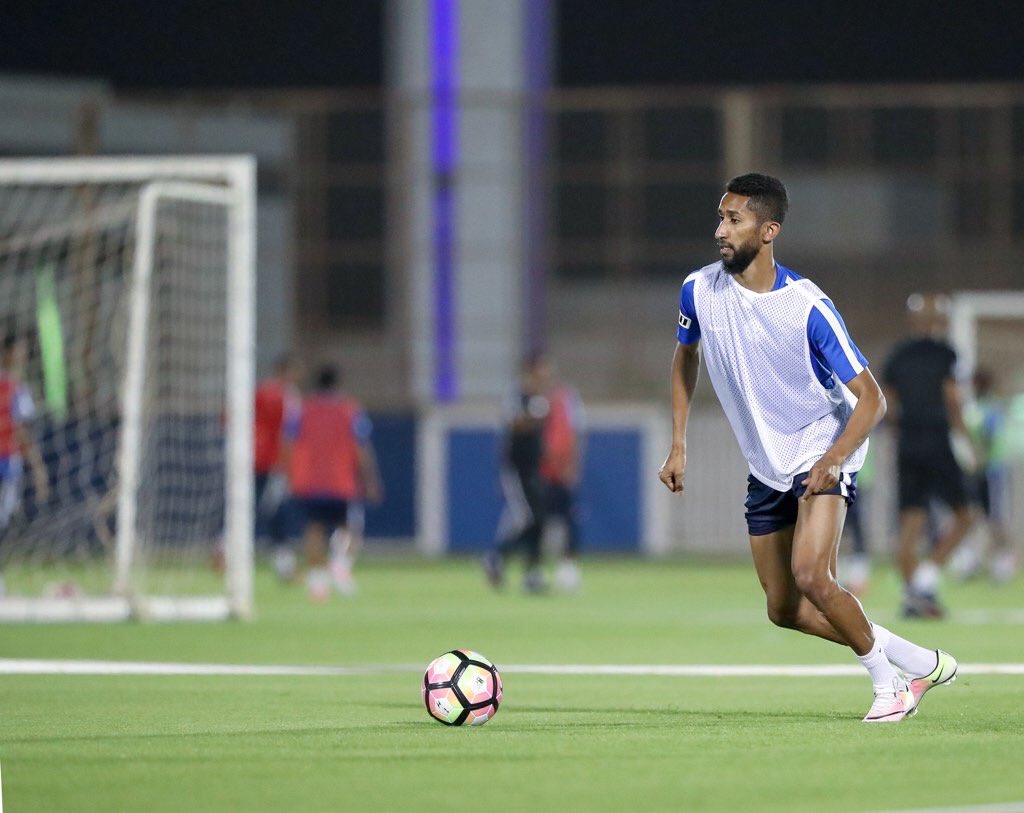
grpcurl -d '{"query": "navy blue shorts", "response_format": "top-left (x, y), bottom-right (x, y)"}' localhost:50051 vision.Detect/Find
top-left (896, 442), bottom-right (967, 510)
top-left (296, 497), bottom-right (349, 530)
top-left (744, 471), bottom-right (858, 537)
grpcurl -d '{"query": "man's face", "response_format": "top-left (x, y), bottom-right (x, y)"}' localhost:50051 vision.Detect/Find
top-left (524, 359), bottom-right (552, 394)
top-left (715, 192), bottom-right (763, 274)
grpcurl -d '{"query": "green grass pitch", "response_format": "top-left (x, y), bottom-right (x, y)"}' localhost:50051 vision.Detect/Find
top-left (1, 558), bottom-right (1022, 812)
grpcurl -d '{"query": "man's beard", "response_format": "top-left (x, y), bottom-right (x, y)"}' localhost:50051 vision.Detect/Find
top-left (720, 241), bottom-right (759, 274)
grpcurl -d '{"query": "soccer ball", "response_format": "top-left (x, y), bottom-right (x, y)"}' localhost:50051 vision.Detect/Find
top-left (422, 649), bottom-right (502, 726)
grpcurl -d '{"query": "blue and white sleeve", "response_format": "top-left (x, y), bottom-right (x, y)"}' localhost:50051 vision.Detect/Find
top-left (353, 410), bottom-right (373, 443)
top-left (283, 402), bottom-right (302, 442)
top-left (12, 384), bottom-right (35, 424)
top-left (676, 276), bottom-right (701, 345)
top-left (807, 299), bottom-right (868, 385)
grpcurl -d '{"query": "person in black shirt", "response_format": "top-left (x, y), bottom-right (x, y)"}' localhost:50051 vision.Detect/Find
top-left (882, 293), bottom-right (974, 618)
top-left (483, 353), bottom-right (552, 593)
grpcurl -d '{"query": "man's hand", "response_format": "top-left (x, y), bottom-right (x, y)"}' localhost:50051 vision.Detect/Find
top-left (800, 452), bottom-right (842, 501)
top-left (659, 447), bottom-right (687, 494)
top-left (363, 478), bottom-right (385, 507)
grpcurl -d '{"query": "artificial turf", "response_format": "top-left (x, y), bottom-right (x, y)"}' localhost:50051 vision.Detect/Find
top-left (1, 558), bottom-right (1021, 812)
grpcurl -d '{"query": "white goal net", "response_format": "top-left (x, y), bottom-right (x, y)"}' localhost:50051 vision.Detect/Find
top-left (0, 157), bottom-right (255, 621)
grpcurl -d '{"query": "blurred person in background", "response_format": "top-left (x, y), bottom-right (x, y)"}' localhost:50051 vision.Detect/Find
top-left (951, 367), bottom-right (1016, 584)
top-left (254, 354), bottom-right (302, 582)
top-left (540, 360), bottom-right (586, 593)
top-left (287, 364), bottom-right (383, 602)
top-left (660, 174), bottom-right (955, 723)
top-left (882, 293), bottom-right (974, 619)
top-left (0, 332), bottom-right (50, 595)
top-left (484, 353), bottom-right (551, 594)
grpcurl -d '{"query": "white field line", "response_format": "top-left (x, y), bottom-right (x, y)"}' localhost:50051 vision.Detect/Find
top-left (952, 608), bottom-right (1024, 624)
top-left (1, 659), bottom-right (1024, 677)
top-left (870, 804), bottom-right (1024, 813)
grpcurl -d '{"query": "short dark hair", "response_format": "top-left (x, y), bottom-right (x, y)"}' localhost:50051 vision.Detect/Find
top-left (316, 364), bottom-right (340, 391)
top-left (726, 173), bottom-right (789, 224)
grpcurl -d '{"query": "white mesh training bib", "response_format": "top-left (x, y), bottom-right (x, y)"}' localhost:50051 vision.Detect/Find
top-left (690, 262), bottom-right (867, 491)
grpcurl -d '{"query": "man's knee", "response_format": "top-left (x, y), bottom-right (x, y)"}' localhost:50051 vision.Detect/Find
top-left (766, 598), bottom-right (799, 629)
top-left (791, 564), bottom-right (834, 604)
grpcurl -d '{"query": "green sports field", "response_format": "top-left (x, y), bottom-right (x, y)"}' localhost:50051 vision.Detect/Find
top-left (1, 558), bottom-right (1022, 812)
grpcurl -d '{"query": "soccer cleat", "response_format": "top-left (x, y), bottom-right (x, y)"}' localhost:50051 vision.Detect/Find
top-left (307, 568), bottom-right (331, 604)
top-left (901, 591), bottom-right (945, 620)
top-left (909, 649), bottom-right (958, 707)
top-left (990, 551), bottom-right (1017, 585)
top-left (522, 567), bottom-right (548, 594)
top-left (330, 555), bottom-right (356, 597)
top-left (863, 678), bottom-right (917, 723)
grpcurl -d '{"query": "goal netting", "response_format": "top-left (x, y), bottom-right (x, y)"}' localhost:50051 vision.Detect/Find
top-left (0, 157), bottom-right (255, 621)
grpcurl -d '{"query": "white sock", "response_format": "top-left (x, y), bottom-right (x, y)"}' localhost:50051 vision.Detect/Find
top-left (307, 567), bottom-right (330, 593)
top-left (856, 641), bottom-right (901, 692)
top-left (272, 547), bottom-right (297, 581)
top-left (911, 560), bottom-right (941, 595)
top-left (872, 623), bottom-right (937, 679)
top-left (330, 551), bottom-right (352, 573)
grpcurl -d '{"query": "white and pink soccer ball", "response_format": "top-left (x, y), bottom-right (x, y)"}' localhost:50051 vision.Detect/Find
top-left (422, 649), bottom-right (502, 726)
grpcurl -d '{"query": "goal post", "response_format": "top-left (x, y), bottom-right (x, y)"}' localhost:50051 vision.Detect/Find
top-left (948, 290), bottom-right (1024, 543)
top-left (0, 156), bottom-right (256, 622)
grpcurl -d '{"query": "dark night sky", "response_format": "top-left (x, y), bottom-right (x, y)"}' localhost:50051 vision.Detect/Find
top-left (0, 1), bottom-right (1021, 90)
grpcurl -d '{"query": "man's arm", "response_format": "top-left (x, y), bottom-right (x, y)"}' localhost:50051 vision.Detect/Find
top-left (658, 341), bottom-right (700, 494)
top-left (358, 442), bottom-right (384, 505)
top-left (801, 367), bottom-right (886, 499)
top-left (943, 376), bottom-right (969, 435)
top-left (944, 375), bottom-right (981, 472)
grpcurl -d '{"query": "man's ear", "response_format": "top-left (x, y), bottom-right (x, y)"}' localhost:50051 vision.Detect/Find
top-left (762, 220), bottom-right (781, 244)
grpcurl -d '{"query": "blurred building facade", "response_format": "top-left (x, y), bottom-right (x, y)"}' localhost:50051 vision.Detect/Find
top-left (4, 71), bottom-right (1024, 553)
top-left (3, 74), bottom-right (1024, 407)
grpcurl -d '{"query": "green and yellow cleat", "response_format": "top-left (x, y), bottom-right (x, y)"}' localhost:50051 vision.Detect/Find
top-left (909, 649), bottom-right (958, 707)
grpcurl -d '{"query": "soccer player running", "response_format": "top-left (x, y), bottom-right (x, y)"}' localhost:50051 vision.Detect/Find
top-left (882, 294), bottom-right (974, 618)
top-left (0, 332), bottom-right (50, 594)
top-left (254, 354), bottom-right (302, 582)
top-left (484, 353), bottom-right (552, 593)
top-left (287, 364), bottom-right (383, 601)
top-left (658, 174), bottom-right (955, 722)
top-left (960, 367), bottom-right (1016, 584)
top-left (540, 360), bottom-right (586, 592)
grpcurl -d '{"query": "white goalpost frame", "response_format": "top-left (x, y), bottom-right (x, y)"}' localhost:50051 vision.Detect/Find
top-left (948, 291), bottom-right (1024, 388)
top-left (0, 156), bottom-right (256, 622)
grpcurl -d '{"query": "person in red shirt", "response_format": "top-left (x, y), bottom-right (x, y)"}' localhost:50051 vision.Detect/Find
top-left (287, 364), bottom-right (382, 601)
top-left (1, 333), bottom-right (50, 595)
top-left (253, 354), bottom-right (301, 581)
top-left (540, 368), bottom-right (586, 592)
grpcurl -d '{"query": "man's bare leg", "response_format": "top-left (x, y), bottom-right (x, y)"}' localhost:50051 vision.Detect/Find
top-left (790, 495), bottom-right (873, 655)
top-left (749, 524), bottom-right (847, 646)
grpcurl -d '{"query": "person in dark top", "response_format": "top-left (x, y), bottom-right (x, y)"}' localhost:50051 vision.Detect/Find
top-left (484, 353), bottom-right (552, 593)
top-left (882, 293), bottom-right (974, 618)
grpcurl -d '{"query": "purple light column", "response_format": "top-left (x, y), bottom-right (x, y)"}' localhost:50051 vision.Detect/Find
top-left (522, 0), bottom-right (551, 355)
top-left (432, 0), bottom-right (458, 402)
